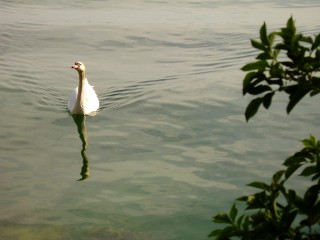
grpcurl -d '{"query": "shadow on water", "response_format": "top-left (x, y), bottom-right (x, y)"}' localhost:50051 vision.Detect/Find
top-left (72, 114), bottom-right (90, 181)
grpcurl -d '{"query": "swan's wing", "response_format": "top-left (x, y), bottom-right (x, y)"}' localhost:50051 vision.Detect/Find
top-left (82, 83), bottom-right (99, 114)
top-left (67, 87), bottom-right (78, 111)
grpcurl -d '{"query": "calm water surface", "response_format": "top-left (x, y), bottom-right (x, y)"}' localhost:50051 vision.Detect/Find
top-left (1, 1), bottom-right (320, 239)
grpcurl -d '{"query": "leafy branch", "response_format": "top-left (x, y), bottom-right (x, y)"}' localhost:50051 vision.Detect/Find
top-left (209, 17), bottom-right (320, 240)
top-left (242, 17), bottom-right (320, 121)
top-left (210, 136), bottom-right (320, 240)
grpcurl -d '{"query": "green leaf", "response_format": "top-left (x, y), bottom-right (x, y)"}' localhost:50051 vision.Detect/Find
top-left (286, 16), bottom-right (296, 35)
top-left (285, 164), bottom-right (302, 179)
top-left (272, 170), bottom-right (285, 185)
top-left (301, 135), bottom-right (317, 148)
top-left (287, 190), bottom-right (297, 203)
top-left (312, 33), bottom-right (320, 51)
top-left (287, 87), bottom-right (310, 114)
top-left (229, 204), bottom-right (238, 223)
top-left (268, 32), bottom-right (276, 46)
top-left (275, 43), bottom-right (289, 51)
top-left (303, 187), bottom-right (318, 208)
top-left (273, 48), bottom-right (280, 58)
top-left (260, 22), bottom-right (269, 46)
top-left (213, 213), bottom-right (232, 224)
top-left (251, 39), bottom-right (266, 51)
top-left (312, 173), bottom-right (320, 181)
top-left (286, 209), bottom-right (298, 226)
top-left (236, 196), bottom-right (248, 202)
top-left (241, 60), bottom-right (269, 71)
top-left (236, 215), bottom-right (245, 227)
top-left (208, 229), bottom-right (222, 237)
top-left (283, 155), bottom-right (306, 166)
top-left (300, 166), bottom-right (317, 177)
top-left (243, 72), bottom-right (257, 95)
top-left (218, 226), bottom-right (239, 239)
top-left (245, 98), bottom-right (263, 121)
top-left (256, 52), bottom-right (272, 60)
top-left (262, 92), bottom-right (274, 109)
top-left (300, 36), bottom-right (313, 44)
top-left (247, 181), bottom-right (269, 190)
top-left (242, 216), bottom-right (250, 230)
top-left (248, 85), bottom-right (272, 95)
top-left (284, 84), bottom-right (299, 95)
top-left (310, 89), bottom-right (320, 97)
top-left (281, 61), bottom-right (295, 68)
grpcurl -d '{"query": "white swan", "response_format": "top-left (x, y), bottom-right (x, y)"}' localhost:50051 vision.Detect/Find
top-left (68, 62), bottom-right (99, 115)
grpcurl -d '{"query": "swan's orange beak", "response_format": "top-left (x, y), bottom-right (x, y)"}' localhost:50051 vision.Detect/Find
top-left (71, 65), bottom-right (79, 69)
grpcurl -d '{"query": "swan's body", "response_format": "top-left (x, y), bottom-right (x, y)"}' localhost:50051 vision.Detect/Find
top-left (68, 62), bottom-right (99, 115)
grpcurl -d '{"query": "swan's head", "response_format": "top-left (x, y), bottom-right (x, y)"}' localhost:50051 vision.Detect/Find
top-left (71, 62), bottom-right (86, 72)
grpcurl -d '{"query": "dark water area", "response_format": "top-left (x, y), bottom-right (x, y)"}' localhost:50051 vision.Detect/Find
top-left (1, 0), bottom-right (320, 239)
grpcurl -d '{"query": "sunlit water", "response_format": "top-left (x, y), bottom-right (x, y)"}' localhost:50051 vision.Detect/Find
top-left (1, 1), bottom-right (320, 239)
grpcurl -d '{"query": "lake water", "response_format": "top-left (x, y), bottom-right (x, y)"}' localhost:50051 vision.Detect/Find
top-left (1, 0), bottom-right (320, 239)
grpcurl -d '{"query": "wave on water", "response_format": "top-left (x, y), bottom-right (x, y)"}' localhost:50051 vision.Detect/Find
top-left (98, 75), bottom-right (178, 111)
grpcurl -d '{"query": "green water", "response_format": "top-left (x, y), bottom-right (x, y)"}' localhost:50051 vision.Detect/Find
top-left (1, 1), bottom-right (320, 239)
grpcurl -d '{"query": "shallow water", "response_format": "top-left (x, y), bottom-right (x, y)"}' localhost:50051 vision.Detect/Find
top-left (1, 1), bottom-right (320, 239)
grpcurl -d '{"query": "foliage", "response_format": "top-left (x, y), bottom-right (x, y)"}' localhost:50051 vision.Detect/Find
top-left (242, 16), bottom-right (320, 121)
top-left (209, 17), bottom-right (320, 240)
top-left (209, 135), bottom-right (320, 240)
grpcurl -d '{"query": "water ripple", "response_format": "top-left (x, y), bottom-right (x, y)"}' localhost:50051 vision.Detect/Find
top-left (99, 76), bottom-right (178, 111)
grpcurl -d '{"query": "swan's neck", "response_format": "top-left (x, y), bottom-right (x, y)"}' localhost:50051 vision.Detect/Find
top-left (72, 71), bottom-right (87, 114)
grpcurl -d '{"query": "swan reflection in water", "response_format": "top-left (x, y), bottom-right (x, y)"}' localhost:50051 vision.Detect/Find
top-left (72, 114), bottom-right (90, 181)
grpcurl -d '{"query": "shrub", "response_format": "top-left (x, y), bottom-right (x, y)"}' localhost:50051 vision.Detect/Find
top-left (209, 17), bottom-right (320, 240)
